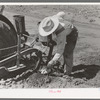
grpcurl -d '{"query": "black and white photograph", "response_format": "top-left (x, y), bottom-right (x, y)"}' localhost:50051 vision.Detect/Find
top-left (1, 3), bottom-right (100, 90)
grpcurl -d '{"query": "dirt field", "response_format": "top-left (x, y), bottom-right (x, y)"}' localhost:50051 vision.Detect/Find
top-left (1, 5), bottom-right (100, 88)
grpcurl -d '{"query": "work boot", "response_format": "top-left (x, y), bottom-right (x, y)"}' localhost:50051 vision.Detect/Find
top-left (63, 74), bottom-right (72, 82)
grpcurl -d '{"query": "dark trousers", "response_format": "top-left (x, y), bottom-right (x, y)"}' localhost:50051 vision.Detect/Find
top-left (63, 27), bottom-right (78, 75)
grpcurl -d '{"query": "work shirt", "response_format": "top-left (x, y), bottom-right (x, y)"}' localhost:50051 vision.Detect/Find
top-left (38, 21), bottom-right (76, 57)
top-left (54, 21), bottom-right (73, 56)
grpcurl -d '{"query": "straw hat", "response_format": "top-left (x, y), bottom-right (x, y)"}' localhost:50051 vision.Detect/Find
top-left (56, 11), bottom-right (65, 20)
top-left (56, 11), bottom-right (65, 27)
top-left (39, 16), bottom-right (59, 37)
top-left (39, 12), bottom-right (65, 37)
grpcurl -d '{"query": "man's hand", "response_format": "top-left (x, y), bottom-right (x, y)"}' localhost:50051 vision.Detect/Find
top-left (47, 60), bottom-right (56, 69)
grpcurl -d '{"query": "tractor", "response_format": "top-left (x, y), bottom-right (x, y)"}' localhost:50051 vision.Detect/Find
top-left (0, 14), bottom-right (60, 79)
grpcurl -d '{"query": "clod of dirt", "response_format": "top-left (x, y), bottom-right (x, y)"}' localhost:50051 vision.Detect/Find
top-left (26, 73), bottom-right (52, 88)
top-left (73, 78), bottom-right (86, 86)
top-left (44, 76), bottom-right (51, 83)
top-left (89, 19), bottom-right (95, 22)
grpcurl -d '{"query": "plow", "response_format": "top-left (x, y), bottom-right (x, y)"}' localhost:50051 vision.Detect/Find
top-left (0, 14), bottom-right (61, 81)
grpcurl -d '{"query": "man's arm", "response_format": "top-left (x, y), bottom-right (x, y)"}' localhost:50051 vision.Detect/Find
top-left (47, 23), bottom-right (73, 68)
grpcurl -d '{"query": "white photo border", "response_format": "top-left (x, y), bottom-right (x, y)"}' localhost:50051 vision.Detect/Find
top-left (0, 2), bottom-right (100, 99)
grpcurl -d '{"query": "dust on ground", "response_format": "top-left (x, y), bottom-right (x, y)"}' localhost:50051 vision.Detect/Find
top-left (1, 5), bottom-right (100, 88)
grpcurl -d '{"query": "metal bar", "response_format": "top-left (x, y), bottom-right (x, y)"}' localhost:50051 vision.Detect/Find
top-left (16, 34), bottom-right (21, 67)
top-left (0, 48), bottom-right (38, 67)
top-left (13, 15), bottom-right (26, 68)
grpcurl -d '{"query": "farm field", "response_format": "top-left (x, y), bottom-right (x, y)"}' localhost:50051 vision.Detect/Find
top-left (1, 5), bottom-right (100, 88)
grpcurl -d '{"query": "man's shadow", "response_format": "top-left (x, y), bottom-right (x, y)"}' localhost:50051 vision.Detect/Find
top-left (70, 64), bottom-right (100, 79)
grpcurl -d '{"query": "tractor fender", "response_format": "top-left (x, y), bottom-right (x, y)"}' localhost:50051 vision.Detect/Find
top-left (0, 14), bottom-right (17, 67)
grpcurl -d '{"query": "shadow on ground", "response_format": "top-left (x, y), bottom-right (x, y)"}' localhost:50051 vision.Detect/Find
top-left (70, 64), bottom-right (100, 79)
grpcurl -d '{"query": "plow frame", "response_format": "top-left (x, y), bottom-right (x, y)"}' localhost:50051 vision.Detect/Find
top-left (0, 14), bottom-right (57, 79)
top-left (0, 14), bottom-right (43, 73)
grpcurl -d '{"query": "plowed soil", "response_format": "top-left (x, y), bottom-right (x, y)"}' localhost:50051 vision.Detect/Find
top-left (1, 5), bottom-right (100, 88)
